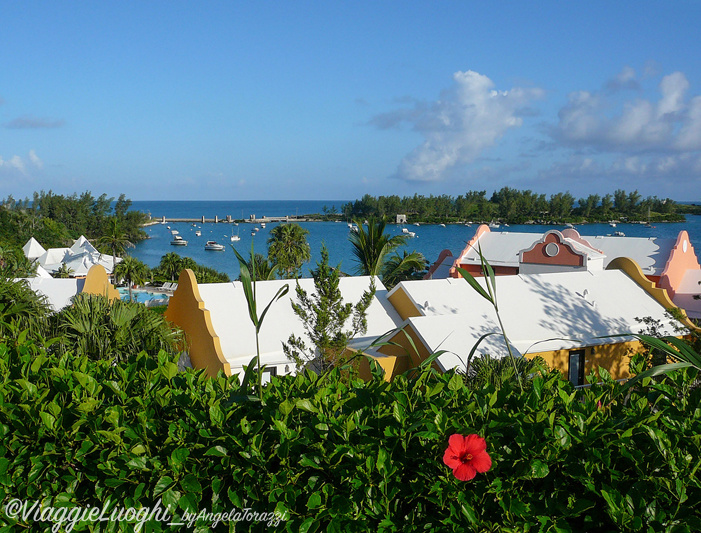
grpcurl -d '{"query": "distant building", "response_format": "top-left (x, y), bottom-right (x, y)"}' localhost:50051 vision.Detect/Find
top-left (22, 235), bottom-right (121, 277)
top-left (396, 214), bottom-right (407, 224)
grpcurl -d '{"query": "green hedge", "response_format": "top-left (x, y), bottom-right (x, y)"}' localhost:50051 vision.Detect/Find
top-left (0, 339), bottom-right (700, 532)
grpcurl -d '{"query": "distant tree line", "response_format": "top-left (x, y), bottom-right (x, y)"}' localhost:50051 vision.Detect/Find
top-left (0, 190), bottom-right (149, 257)
top-left (342, 188), bottom-right (683, 224)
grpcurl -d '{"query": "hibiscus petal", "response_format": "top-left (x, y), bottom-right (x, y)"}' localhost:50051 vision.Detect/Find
top-left (464, 434), bottom-right (487, 455)
top-left (470, 451), bottom-right (492, 473)
top-left (443, 449), bottom-right (461, 469)
top-left (448, 434), bottom-right (467, 453)
top-left (453, 463), bottom-right (477, 481)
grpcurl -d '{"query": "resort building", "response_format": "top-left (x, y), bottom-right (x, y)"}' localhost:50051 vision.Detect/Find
top-left (425, 225), bottom-right (701, 318)
top-left (19, 264), bottom-right (119, 311)
top-left (164, 270), bottom-right (403, 379)
top-left (22, 235), bottom-right (120, 277)
top-left (166, 255), bottom-right (692, 386)
top-left (368, 258), bottom-right (692, 385)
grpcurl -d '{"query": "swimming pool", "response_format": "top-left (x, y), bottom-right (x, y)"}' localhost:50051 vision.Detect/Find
top-left (117, 288), bottom-right (170, 305)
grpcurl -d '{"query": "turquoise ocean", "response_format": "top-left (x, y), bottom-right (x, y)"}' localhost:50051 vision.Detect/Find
top-left (129, 201), bottom-right (701, 280)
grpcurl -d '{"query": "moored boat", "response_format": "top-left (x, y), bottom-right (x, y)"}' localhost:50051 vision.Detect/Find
top-left (171, 235), bottom-right (188, 246)
top-left (204, 241), bottom-right (225, 251)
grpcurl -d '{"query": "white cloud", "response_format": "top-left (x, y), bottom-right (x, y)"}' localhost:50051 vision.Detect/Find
top-left (372, 70), bottom-right (544, 182)
top-left (0, 150), bottom-right (43, 177)
top-left (28, 149), bottom-right (43, 169)
top-left (554, 70), bottom-right (701, 152)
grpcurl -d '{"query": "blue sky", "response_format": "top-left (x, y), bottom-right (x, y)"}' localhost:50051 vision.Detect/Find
top-left (2, 1), bottom-right (700, 201)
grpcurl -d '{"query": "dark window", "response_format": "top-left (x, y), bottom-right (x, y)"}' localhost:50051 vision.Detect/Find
top-left (568, 349), bottom-right (586, 386)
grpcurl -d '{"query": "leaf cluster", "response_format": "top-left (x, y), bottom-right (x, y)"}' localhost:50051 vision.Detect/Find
top-left (1, 335), bottom-right (700, 532)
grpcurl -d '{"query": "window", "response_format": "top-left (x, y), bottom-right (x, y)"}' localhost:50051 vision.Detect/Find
top-left (568, 349), bottom-right (585, 386)
top-left (260, 366), bottom-right (278, 385)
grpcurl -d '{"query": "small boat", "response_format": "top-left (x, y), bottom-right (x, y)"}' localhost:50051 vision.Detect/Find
top-left (195, 231), bottom-right (201, 237)
top-left (565, 223), bottom-right (574, 228)
top-left (260, 222), bottom-right (266, 229)
top-left (350, 225), bottom-right (358, 233)
top-left (609, 222), bottom-right (617, 227)
top-left (171, 230), bottom-right (179, 235)
top-left (402, 228), bottom-right (410, 234)
top-left (613, 231), bottom-right (626, 237)
top-left (170, 235), bottom-right (188, 246)
top-left (503, 223), bottom-right (510, 227)
top-left (205, 241), bottom-right (225, 251)
top-left (251, 231), bottom-right (257, 236)
top-left (414, 222), bottom-right (420, 226)
top-left (439, 223), bottom-right (446, 227)
top-left (253, 227), bottom-right (260, 232)
top-left (407, 231), bottom-right (416, 238)
top-left (231, 224), bottom-right (241, 242)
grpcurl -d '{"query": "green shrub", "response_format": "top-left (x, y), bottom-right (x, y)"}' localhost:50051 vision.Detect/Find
top-left (0, 338), bottom-right (700, 532)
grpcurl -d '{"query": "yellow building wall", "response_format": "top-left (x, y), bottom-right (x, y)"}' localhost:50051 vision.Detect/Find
top-left (163, 269), bottom-right (231, 378)
top-left (82, 265), bottom-right (120, 301)
top-left (525, 340), bottom-right (645, 381)
top-left (388, 287), bottom-right (422, 321)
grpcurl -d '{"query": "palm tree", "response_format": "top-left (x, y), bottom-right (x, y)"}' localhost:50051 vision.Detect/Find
top-left (113, 256), bottom-right (150, 302)
top-left (54, 262), bottom-right (74, 279)
top-left (349, 217), bottom-right (407, 276)
top-left (267, 223), bottom-right (311, 279)
top-left (381, 250), bottom-right (428, 289)
top-left (0, 277), bottom-right (51, 339)
top-left (96, 217), bottom-right (134, 280)
top-left (236, 252), bottom-right (278, 281)
top-left (159, 252), bottom-right (183, 282)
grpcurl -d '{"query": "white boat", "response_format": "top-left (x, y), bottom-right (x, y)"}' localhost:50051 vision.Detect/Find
top-left (407, 231), bottom-right (416, 238)
top-left (414, 223), bottom-right (420, 226)
top-left (260, 222), bottom-right (266, 229)
top-left (170, 229), bottom-right (179, 235)
top-left (609, 222), bottom-right (617, 227)
top-left (439, 223), bottom-right (446, 227)
top-left (251, 231), bottom-right (257, 236)
top-left (402, 228), bottom-right (410, 234)
top-left (231, 224), bottom-right (241, 242)
top-left (195, 231), bottom-right (201, 237)
top-left (612, 231), bottom-right (626, 237)
top-left (170, 235), bottom-right (188, 246)
top-left (350, 225), bottom-right (358, 233)
top-left (205, 241), bottom-right (225, 251)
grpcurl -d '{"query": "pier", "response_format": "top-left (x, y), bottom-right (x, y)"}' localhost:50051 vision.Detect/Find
top-left (149, 215), bottom-right (311, 224)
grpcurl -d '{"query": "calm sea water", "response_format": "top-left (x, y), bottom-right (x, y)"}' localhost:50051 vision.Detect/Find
top-left (129, 201), bottom-right (701, 280)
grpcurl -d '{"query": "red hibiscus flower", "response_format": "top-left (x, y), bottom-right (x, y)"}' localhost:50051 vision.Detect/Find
top-left (443, 433), bottom-right (492, 481)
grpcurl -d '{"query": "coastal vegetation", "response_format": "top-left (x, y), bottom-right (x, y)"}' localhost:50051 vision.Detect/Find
top-left (342, 188), bottom-right (685, 225)
top-left (267, 223), bottom-right (312, 279)
top-left (0, 331), bottom-right (699, 531)
top-left (349, 217), bottom-right (428, 288)
top-left (152, 252), bottom-right (230, 284)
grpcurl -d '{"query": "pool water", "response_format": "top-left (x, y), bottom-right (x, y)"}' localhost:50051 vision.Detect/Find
top-left (117, 288), bottom-right (170, 305)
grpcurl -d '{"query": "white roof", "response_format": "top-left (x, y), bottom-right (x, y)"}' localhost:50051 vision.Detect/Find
top-left (22, 237), bottom-right (46, 261)
top-left (70, 235), bottom-right (99, 255)
top-left (22, 277), bottom-right (85, 311)
top-left (580, 235), bottom-right (676, 277)
top-left (38, 247), bottom-right (70, 270)
top-left (196, 276), bottom-right (403, 370)
top-left (393, 271), bottom-right (680, 371)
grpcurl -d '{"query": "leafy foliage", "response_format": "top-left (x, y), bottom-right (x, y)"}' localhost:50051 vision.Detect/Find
top-left (349, 217), bottom-right (408, 276)
top-left (152, 252), bottom-right (230, 283)
top-left (0, 337), bottom-right (700, 532)
top-left (0, 278), bottom-right (51, 339)
top-left (267, 223), bottom-right (311, 279)
top-left (48, 294), bottom-right (182, 362)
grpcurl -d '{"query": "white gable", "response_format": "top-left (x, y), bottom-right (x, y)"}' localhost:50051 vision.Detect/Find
top-left (22, 238), bottom-right (46, 261)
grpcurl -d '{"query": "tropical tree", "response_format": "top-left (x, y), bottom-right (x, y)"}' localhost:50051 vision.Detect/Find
top-left (113, 256), bottom-right (150, 302)
top-left (267, 223), bottom-right (311, 278)
top-left (349, 217), bottom-right (407, 276)
top-left (0, 277), bottom-right (51, 339)
top-left (236, 252), bottom-right (278, 282)
top-left (53, 262), bottom-right (74, 279)
top-left (381, 250), bottom-right (429, 289)
top-left (97, 217), bottom-right (134, 279)
top-left (465, 354), bottom-right (548, 390)
top-left (158, 252), bottom-right (184, 282)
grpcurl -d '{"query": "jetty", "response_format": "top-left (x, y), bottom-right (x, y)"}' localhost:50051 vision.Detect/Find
top-left (150, 215), bottom-right (310, 224)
